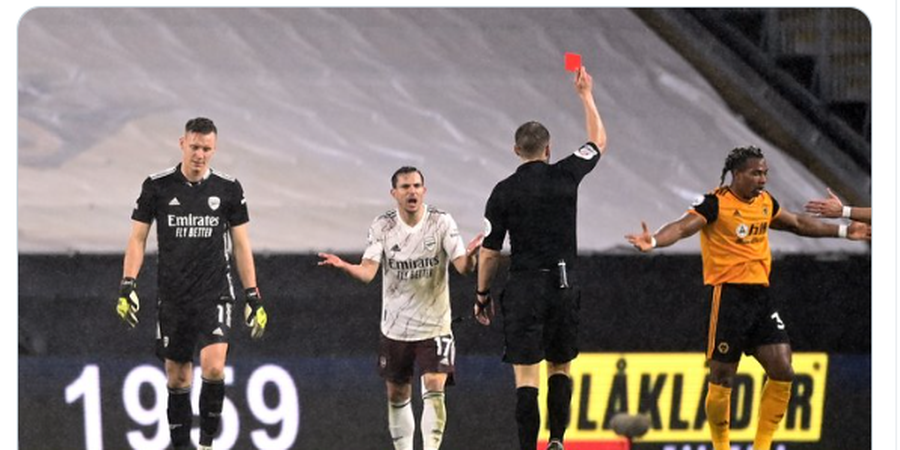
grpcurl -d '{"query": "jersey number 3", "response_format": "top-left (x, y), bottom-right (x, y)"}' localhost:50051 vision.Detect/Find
top-left (770, 312), bottom-right (786, 330)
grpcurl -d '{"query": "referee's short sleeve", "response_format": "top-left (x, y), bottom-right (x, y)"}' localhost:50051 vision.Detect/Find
top-left (482, 187), bottom-right (506, 251)
top-left (558, 142), bottom-right (601, 183)
top-left (130, 177), bottom-right (156, 224)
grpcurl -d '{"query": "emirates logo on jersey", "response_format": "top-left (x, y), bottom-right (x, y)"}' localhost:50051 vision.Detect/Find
top-left (168, 214), bottom-right (218, 238)
top-left (387, 256), bottom-right (439, 280)
top-left (208, 196), bottom-right (221, 211)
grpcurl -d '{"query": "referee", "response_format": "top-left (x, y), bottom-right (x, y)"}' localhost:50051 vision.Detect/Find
top-left (475, 66), bottom-right (607, 450)
top-left (117, 117), bottom-right (267, 450)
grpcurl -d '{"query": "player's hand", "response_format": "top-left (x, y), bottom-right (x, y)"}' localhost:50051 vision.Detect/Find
top-left (117, 277), bottom-right (140, 328)
top-left (474, 293), bottom-right (495, 326)
top-left (243, 287), bottom-right (267, 340)
top-left (466, 232), bottom-right (484, 258)
top-left (804, 188), bottom-right (843, 218)
top-left (317, 252), bottom-right (347, 269)
top-left (847, 221), bottom-right (871, 241)
top-left (625, 221), bottom-right (655, 252)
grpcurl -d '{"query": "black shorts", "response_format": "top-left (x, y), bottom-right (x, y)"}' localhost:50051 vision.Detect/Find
top-left (500, 270), bottom-right (581, 365)
top-left (378, 333), bottom-right (456, 386)
top-left (156, 295), bottom-right (234, 363)
top-left (704, 284), bottom-right (790, 363)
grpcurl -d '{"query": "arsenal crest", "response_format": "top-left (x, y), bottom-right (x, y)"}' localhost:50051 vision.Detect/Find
top-left (208, 196), bottom-right (221, 211)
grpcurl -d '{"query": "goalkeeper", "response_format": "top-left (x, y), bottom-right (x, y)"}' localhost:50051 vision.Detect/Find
top-left (117, 117), bottom-right (266, 450)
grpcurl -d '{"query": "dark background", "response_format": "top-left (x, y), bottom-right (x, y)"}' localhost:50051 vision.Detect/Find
top-left (19, 253), bottom-right (870, 449)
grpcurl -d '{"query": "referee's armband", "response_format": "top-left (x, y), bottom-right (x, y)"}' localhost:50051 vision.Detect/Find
top-left (573, 142), bottom-right (600, 160)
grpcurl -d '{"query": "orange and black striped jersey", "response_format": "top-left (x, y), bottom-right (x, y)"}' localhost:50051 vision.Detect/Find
top-left (687, 187), bottom-right (781, 286)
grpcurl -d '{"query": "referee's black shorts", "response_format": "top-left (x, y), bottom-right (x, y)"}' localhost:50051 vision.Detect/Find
top-left (704, 283), bottom-right (790, 363)
top-left (500, 270), bottom-right (581, 365)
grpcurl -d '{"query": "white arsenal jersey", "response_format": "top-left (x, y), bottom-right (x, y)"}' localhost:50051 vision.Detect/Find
top-left (362, 205), bottom-right (467, 341)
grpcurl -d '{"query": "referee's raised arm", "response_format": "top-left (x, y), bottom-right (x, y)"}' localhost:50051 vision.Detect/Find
top-left (575, 66), bottom-right (607, 154)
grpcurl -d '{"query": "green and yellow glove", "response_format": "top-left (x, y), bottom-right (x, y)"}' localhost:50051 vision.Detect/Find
top-left (243, 287), bottom-right (267, 339)
top-left (117, 277), bottom-right (140, 327)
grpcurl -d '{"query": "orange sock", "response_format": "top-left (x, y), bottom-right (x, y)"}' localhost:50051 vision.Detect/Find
top-left (706, 382), bottom-right (732, 450)
top-left (753, 379), bottom-right (792, 450)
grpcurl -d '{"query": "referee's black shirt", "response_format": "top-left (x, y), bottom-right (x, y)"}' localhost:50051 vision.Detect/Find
top-left (482, 142), bottom-right (600, 272)
top-left (131, 164), bottom-right (250, 304)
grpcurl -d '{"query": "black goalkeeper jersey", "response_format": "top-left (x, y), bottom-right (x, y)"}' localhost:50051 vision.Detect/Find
top-left (482, 142), bottom-right (600, 272)
top-left (131, 164), bottom-right (250, 304)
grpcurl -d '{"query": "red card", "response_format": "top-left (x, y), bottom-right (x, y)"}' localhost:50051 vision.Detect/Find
top-left (565, 52), bottom-right (581, 72)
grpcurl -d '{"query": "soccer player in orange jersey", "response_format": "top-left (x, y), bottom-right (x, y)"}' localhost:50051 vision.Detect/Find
top-left (625, 146), bottom-right (868, 450)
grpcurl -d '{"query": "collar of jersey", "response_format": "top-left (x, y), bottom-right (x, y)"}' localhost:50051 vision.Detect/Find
top-left (517, 160), bottom-right (547, 172)
top-left (176, 163), bottom-right (212, 186)
top-left (725, 186), bottom-right (762, 204)
top-left (396, 205), bottom-right (427, 232)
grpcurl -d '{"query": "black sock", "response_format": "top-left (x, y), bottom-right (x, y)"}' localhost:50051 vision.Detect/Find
top-left (547, 374), bottom-right (573, 442)
top-left (167, 386), bottom-right (192, 448)
top-left (516, 387), bottom-right (540, 450)
top-left (199, 378), bottom-right (225, 446)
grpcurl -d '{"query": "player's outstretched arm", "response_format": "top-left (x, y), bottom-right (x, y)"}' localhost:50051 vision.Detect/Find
top-left (804, 188), bottom-right (872, 224)
top-left (771, 209), bottom-right (869, 240)
top-left (804, 187), bottom-right (843, 218)
top-left (849, 207), bottom-right (872, 224)
top-left (318, 253), bottom-right (380, 284)
top-left (574, 66), bottom-right (607, 154)
top-left (625, 213), bottom-right (705, 252)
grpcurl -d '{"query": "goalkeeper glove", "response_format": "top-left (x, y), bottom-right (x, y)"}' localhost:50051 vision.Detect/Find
top-left (243, 287), bottom-right (267, 339)
top-left (117, 277), bottom-right (140, 327)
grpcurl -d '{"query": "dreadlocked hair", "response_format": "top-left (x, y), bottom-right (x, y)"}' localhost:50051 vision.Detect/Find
top-left (720, 146), bottom-right (764, 186)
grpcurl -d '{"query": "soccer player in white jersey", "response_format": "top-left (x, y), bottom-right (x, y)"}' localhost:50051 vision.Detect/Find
top-left (318, 166), bottom-right (482, 450)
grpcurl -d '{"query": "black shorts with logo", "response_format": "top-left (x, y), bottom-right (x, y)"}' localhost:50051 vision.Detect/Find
top-left (500, 270), bottom-right (581, 365)
top-left (704, 283), bottom-right (790, 363)
top-left (378, 333), bottom-right (456, 385)
top-left (156, 295), bottom-right (234, 363)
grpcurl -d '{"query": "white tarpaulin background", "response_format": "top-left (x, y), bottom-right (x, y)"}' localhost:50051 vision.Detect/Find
top-left (17, 8), bottom-right (869, 253)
